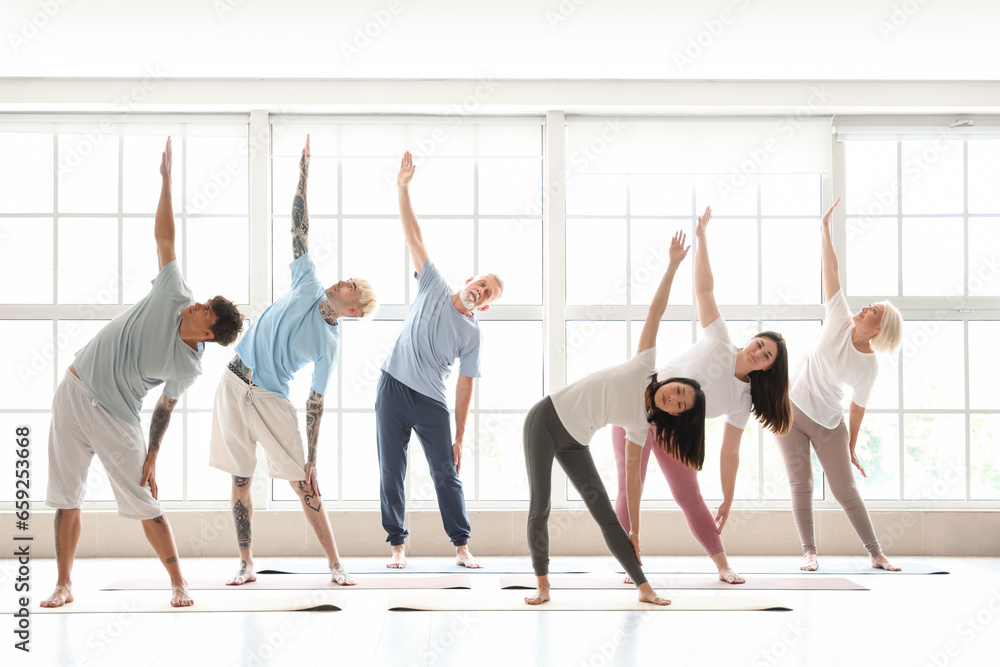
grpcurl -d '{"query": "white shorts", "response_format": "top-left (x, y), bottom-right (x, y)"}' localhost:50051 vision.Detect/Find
top-left (209, 369), bottom-right (306, 481)
top-left (46, 370), bottom-right (162, 520)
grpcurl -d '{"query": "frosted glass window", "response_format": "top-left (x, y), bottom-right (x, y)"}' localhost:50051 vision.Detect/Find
top-left (0, 133), bottom-right (54, 213)
top-left (58, 218), bottom-right (118, 304)
top-left (122, 218), bottom-right (184, 305)
top-left (57, 134), bottom-right (119, 213)
top-left (902, 217), bottom-right (963, 296)
top-left (866, 345), bottom-right (900, 410)
top-left (341, 413), bottom-right (381, 501)
top-left (185, 412), bottom-right (233, 502)
top-left (969, 322), bottom-right (1000, 410)
top-left (341, 158), bottom-right (398, 214)
top-left (846, 217), bottom-right (898, 296)
top-left (477, 413), bottom-right (529, 501)
top-left (478, 322), bottom-right (544, 410)
top-left (0, 219), bottom-right (53, 304)
top-left (478, 158), bottom-right (542, 216)
top-left (407, 159), bottom-right (474, 215)
top-left (340, 320), bottom-right (405, 409)
top-left (901, 321), bottom-right (964, 410)
top-left (900, 139), bottom-right (964, 215)
top-left (565, 320), bottom-right (627, 385)
top-left (968, 140), bottom-right (1000, 214)
top-left (0, 321), bottom-right (54, 409)
top-left (699, 419), bottom-right (759, 501)
top-left (853, 414), bottom-right (900, 500)
top-left (629, 175), bottom-right (693, 216)
top-left (566, 219), bottom-right (626, 306)
top-left (695, 175), bottom-right (757, 217)
top-left (629, 320), bottom-right (694, 359)
top-left (186, 217), bottom-right (249, 304)
top-left (630, 220), bottom-right (693, 306)
top-left (478, 218), bottom-right (542, 305)
top-left (342, 219), bottom-right (403, 304)
top-left (566, 175), bottom-right (626, 216)
top-left (185, 136), bottom-right (249, 215)
top-left (971, 415), bottom-right (1000, 500)
top-left (703, 219), bottom-right (757, 305)
top-left (845, 141), bottom-right (897, 216)
top-left (185, 330), bottom-right (246, 409)
top-left (760, 174), bottom-right (821, 216)
top-left (272, 156), bottom-right (338, 216)
top-left (272, 217), bottom-right (340, 302)
top-left (0, 414), bottom-right (51, 502)
top-left (340, 124), bottom-right (407, 157)
top-left (762, 219), bottom-right (821, 305)
top-left (762, 320), bottom-right (822, 378)
top-left (903, 414), bottom-right (965, 500)
top-left (122, 135), bottom-right (182, 214)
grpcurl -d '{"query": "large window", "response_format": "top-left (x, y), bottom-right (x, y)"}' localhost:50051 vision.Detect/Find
top-left (0, 117), bottom-right (251, 507)
top-left (268, 117), bottom-right (544, 507)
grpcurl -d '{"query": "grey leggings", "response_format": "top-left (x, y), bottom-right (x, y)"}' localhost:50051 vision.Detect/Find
top-left (774, 403), bottom-right (882, 557)
top-left (523, 397), bottom-right (647, 585)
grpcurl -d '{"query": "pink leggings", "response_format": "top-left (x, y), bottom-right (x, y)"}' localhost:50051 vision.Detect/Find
top-left (612, 426), bottom-right (725, 557)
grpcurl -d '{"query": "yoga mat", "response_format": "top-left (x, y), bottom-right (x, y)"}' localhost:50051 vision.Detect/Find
top-left (103, 574), bottom-right (472, 591)
top-left (16, 590), bottom-right (348, 614)
top-left (258, 557), bottom-right (590, 575)
top-left (607, 557), bottom-right (948, 575)
top-left (388, 590), bottom-right (791, 611)
top-left (499, 575), bottom-right (868, 591)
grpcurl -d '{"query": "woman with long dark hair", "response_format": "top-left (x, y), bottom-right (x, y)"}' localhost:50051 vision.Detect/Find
top-left (612, 207), bottom-right (793, 584)
top-left (523, 230), bottom-right (705, 606)
top-left (775, 197), bottom-right (903, 571)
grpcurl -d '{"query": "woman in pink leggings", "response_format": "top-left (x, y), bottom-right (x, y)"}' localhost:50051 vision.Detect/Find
top-left (612, 206), bottom-right (793, 584)
top-left (775, 197), bottom-right (903, 572)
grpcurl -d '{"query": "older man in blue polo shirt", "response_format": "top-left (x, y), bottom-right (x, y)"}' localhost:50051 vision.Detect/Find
top-left (378, 152), bottom-right (504, 569)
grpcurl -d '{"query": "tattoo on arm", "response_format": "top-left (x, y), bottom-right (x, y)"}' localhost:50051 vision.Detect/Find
top-left (234, 476), bottom-right (250, 488)
top-left (291, 166), bottom-right (309, 259)
top-left (234, 500), bottom-right (251, 548)
top-left (148, 395), bottom-right (178, 453)
top-left (305, 390), bottom-right (324, 465)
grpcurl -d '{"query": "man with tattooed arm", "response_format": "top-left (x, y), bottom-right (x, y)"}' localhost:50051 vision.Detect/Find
top-left (209, 135), bottom-right (377, 586)
top-left (42, 137), bottom-right (244, 608)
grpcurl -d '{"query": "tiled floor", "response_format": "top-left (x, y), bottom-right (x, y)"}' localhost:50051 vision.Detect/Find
top-left (4, 556), bottom-right (999, 666)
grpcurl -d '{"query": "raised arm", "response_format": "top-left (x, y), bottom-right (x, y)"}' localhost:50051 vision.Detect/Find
top-left (636, 231), bottom-right (689, 353)
top-left (396, 151), bottom-right (429, 274)
top-left (140, 393), bottom-right (179, 499)
top-left (821, 197), bottom-right (843, 302)
top-left (693, 207), bottom-right (722, 328)
top-left (154, 137), bottom-right (176, 270)
top-left (303, 389), bottom-right (324, 499)
top-left (291, 135), bottom-right (310, 260)
top-left (625, 439), bottom-right (644, 564)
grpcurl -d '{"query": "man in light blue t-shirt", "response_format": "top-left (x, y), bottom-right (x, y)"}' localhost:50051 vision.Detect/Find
top-left (209, 136), bottom-right (377, 587)
top-left (378, 152), bottom-right (504, 569)
top-left (42, 138), bottom-right (243, 609)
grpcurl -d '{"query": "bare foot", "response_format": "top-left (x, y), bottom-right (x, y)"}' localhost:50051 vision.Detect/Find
top-left (456, 545), bottom-right (483, 569)
top-left (801, 553), bottom-right (819, 571)
top-left (637, 583), bottom-right (670, 606)
top-left (524, 586), bottom-right (550, 605)
top-left (40, 584), bottom-right (74, 608)
top-left (872, 554), bottom-right (901, 571)
top-left (387, 544), bottom-right (407, 569)
top-left (225, 559), bottom-right (256, 586)
top-left (331, 562), bottom-right (356, 586)
top-left (718, 567), bottom-right (745, 584)
top-left (171, 581), bottom-right (194, 608)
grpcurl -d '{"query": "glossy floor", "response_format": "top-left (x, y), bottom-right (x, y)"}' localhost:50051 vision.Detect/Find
top-left (5, 556), bottom-right (999, 667)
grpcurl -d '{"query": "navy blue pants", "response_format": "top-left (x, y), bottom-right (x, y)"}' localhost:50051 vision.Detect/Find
top-left (375, 372), bottom-right (471, 547)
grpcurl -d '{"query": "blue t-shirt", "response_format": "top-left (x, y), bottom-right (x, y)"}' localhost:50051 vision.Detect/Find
top-left (382, 259), bottom-right (482, 404)
top-left (74, 261), bottom-right (202, 427)
top-left (235, 253), bottom-right (339, 399)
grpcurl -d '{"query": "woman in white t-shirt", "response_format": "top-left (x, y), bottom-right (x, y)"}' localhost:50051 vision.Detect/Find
top-left (611, 207), bottom-right (794, 585)
top-left (523, 231), bottom-right (705, 606)
top-left (775, 197), bottom-right (903, 571)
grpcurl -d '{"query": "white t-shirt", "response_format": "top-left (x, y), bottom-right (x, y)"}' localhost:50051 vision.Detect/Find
top-left (549, 347), bottom-right (657, 447)
top-left (656, 316), bottom-right (752, 430)
top-left (790, 289), bottom-right (878, 429)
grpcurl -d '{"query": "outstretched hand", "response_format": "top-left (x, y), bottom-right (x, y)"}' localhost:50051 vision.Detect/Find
top-left (300, 134), bottom-right (311, 175)
top-left (822, 197), bottom-right (841, 226)
top-left (850, 450), bottom-right (867, 478)
top-left (140, 451), bottom-right (159, 500)
top-left (159, 137), bottom-right (172, 180)
top-left (398, 151), bottom-right (415, 188)
top-left (694, 206), bottom-right (712, 238)
top-left (668, 230), bottom-right (690, 266)
top-left (304, 460), bottom-right (321, 498)
top-left (629, 531), bottom-right (643, 565)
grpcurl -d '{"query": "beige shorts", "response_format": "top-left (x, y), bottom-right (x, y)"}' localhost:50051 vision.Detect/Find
top-left (46, 370), bottom-right (162, 520)
top-left (209, 369), bottom-right (306, 480)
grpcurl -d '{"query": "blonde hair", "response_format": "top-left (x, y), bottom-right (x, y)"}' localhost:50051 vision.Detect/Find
top-left (353, 278), bottom-right (379, 320)
top-left (871, 300), bottom-right (902, 355)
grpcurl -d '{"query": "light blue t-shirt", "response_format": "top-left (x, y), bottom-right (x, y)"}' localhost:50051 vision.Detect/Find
top-left (74, 261), bottom-right (202, 427)
top-left (382, 259), bottom-right (482, 404)
top-left (235, 252), bottom-right (339, 400)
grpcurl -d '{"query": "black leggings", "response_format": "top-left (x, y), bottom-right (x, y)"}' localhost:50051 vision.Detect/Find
top-left (523, 397), bottom-right (648, 586)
